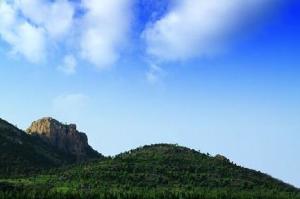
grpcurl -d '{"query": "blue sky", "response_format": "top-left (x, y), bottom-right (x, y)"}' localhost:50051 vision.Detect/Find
top-left (0, 0), bottom-right (300, 187)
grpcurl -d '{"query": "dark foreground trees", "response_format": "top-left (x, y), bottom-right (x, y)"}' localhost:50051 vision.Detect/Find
top-left (0, 189), bottom-right (300, 199)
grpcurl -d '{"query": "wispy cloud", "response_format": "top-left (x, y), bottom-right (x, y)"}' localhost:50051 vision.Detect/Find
top-left (143, 0), bottom-right (279, 61)
top-left (146, 63), bottom-right (164, 84)
top-left (58, 54), bottom-right (77, 75)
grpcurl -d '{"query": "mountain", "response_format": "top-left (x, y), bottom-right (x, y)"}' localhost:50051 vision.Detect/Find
top-left (0, 117), bottom-right (299, 198)
top-left (27, 117), bottom-right (100, 161)
top-left (0, 118), bottom-right (71, 177)
top-left (0, 117), bottom-right (101, 177)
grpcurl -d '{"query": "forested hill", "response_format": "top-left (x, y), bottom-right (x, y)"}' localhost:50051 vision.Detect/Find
top-left (0, 117), bottom-right (299, 199)
top-left (52, 144), bottom-right (298, 192)
top-left (2, 144), bottom-right (298, 199)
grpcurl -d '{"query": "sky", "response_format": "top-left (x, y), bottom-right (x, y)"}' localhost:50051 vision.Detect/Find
top-left (0, 0), bottom-right (300, 187)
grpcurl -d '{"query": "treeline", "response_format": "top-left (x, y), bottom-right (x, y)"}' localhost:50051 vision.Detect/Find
top-left (1, 144), bottom-right (299, 199)
top-left (0, 189), bottom-right (300, 199)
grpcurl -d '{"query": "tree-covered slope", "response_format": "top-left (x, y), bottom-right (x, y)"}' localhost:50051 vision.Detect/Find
top-left (0, 118), bottom-right (75, 176)
top-left (0, 118), bottom-right (94, 177)
top-left (1, 144), bottom-right (299, 198)
top-left (54, 144), bottom-right (297, 192)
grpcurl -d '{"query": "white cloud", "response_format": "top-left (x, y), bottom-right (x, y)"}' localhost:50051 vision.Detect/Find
top-left (80, 0), bottom-right (132, 69)
top-left (14, 23), bottom-right (46, 62)
top-left (52, 94), bottom-right (90, 121)
top-left (58, 54), bottom-right (77, 75)
top-left (143, 0), bottom-right (277, 61)
top-left (0, 0), bottom-right (281, 70)
top-left (0, 0), bottom-right (132, 69)
top-left (0, 1), bottom-right (46, 62)
top-left (16, 0), bottom-right (75, 39)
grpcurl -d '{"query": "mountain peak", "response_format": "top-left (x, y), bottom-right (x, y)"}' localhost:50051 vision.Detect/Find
top-left (26, 117), bottom-right (100, 161)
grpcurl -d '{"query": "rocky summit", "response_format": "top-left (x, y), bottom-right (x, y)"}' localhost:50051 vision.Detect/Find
top-left (26, 117), bottom-right (100, 161)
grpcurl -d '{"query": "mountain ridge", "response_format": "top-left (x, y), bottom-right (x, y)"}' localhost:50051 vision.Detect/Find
top-left (91, 143), bottom-right (298, 191)
top-left (0, 117), bottom-right (102, 177)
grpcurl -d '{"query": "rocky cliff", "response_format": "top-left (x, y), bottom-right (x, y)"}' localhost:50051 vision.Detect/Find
top-left (26, 117), bottom-right (100, 161)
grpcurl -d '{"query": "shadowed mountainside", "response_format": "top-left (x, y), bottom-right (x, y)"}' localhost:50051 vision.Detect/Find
top-left (27, 117), bottom-right (100, 161)
top-left (0, 118), bottom-right (102, 177)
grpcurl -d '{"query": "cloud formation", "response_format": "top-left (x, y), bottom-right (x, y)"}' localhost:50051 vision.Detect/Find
top-left (0, 0), bottom-right (281, 72)
top-left (143, 0), bottom-right (278, 61)
top-left (58, 54), bottom-right (77, 75)
top-left (146, 63), bottom-right (164, 84)
top-left (0, 1), bottom-right (46, 62)
top-left (0, 0), bottom-right (132, 70)
top-left (80, 0), bottom-right (132, 68)
top-left (16, 0), bottom-right (74, 39)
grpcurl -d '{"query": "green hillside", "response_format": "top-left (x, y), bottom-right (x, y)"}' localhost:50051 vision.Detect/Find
top-left (51, 144), bottom-right (296, 191)
top-left (1, 144), bottom-right (299, 199)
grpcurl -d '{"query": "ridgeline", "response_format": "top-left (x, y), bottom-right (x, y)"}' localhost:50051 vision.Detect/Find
top-left (0, 118), bottom-right (299, 199)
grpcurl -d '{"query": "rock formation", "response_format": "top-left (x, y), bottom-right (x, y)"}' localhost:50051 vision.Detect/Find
top-left (26, 117), bottom-right (100, 161)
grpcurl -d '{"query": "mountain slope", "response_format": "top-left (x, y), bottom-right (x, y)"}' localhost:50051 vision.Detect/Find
top-left (54, 144), bottom-right (297, 192)
top-left (0, 118), bottom-right (102, 177)
top-left (0, 118), bottom-right (72, 177)
top-left (1, 144), bottom-right (299, 198)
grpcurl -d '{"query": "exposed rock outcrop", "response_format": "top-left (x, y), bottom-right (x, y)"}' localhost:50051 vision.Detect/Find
top-left (26, 117), bottom-right (100, 161)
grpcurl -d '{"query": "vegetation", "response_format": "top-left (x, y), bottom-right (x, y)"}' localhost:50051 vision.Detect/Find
top-left (0, 144), bottom-right (299, 198)
top-left (48, 144), bottom-right (297, 191)
top-left (0, 117), bottom-right (299, 198)
top-left (0, 118), bottom-right (81, 177)
top-left (0, 188), bottom-right (299, 199)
